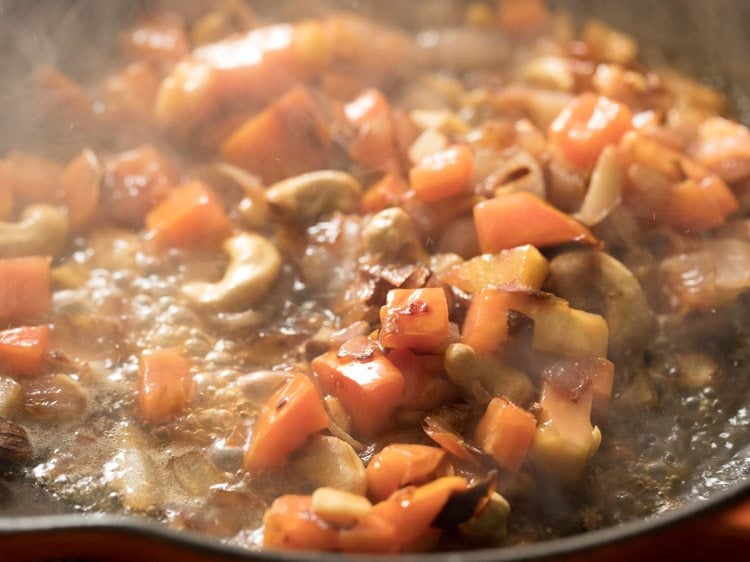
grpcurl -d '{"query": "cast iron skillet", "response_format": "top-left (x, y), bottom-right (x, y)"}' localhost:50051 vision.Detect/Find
top-left (0, 0), bottom-right (748, 559)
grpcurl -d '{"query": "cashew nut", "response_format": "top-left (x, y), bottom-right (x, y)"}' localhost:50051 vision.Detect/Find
top-left (0, 204), bottom-right (70, 258)
top-left (266, 170), bottom-right (362, 223)
top-left (361, 207), bottom-right (428, 262)
top-left (444, 343), bottom-right (534, 407)
top-left (189, 162), bottom-right (270, 229)
top-left (182, 232), bottom-right (281, 311)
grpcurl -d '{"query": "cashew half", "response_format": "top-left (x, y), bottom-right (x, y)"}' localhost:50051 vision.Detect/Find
top-left (182, 232), bottom-right (281, 311)
top-left (361, 207), bottom-right (428, 262)
top-left (0, 204), bottom-right (70, 258)
top-left (266, 170), bottom-right (362, 223)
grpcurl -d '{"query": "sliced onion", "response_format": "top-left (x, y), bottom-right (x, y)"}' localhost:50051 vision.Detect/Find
top-left (575, 145), bottom-right (623, 226)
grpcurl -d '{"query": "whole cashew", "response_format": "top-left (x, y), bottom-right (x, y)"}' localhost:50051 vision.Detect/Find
top-left (182, 232), bottom-right (281, 311)
top-left (266, 170), bottom-right (362, 223)
top-left (0, 204), bottom-right (70, 258)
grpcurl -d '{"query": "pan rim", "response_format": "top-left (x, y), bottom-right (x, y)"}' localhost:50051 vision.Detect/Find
top-left (0, 475), bottom-right (747, 560)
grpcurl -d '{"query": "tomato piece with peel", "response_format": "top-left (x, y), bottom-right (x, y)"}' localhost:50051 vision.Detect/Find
top-left (366, 444), bottom-right (447, 501)
top-left (409, 144), bottom-right (474, 203)
top-left (0, 326), bottom-right (50, 378)
top-left (474, 396), bottom-right (537, 472)
top-left (0, 256), bottom-right (52, 326)
top-left (244, 372), bottom-right (330, 471)
top-left (380, 288), bottom-right (450, 352)
top-left (263, 495), bottom-right (339, 551)
top-left (548, 92), bottom-right (633, 170)
top-left (137, 348), bottom-right (194, 424)
top-left (145, 180), bottom-right (232, 249)
top-left (474, 192), bottom-right (597, 253)
top-left (312, 338), bottom-right (404, 437)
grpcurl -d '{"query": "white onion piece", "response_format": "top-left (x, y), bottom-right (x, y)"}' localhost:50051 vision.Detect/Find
top-left (522, 56), bottom-right (574, 91)
top-left (575, 145), bottom-right (623, 226)
top-left (0, 375), bottom-right (22, 418)
top-left (487, 149), bottom-right (545, 199)
top-left (416, 27), bottom-right (510, 69)
top-left (408, 128), bottom-right (449, 164)
top-left (711, 239), bottom-right (750, 291)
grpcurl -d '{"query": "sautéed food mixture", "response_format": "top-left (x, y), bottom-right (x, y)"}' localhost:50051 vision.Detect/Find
top-left (1, 0), bottom-right (749, 553)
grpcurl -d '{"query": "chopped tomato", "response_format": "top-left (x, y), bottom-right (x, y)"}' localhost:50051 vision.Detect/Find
top-left (137, 348), bottom-right (194, 424)
top-left (0, 256), bottom-right (52, 326)
top-left (474, 396), bottom-right (537, 472)
top-left (118, 10), bottom-right (188, 68)
top-left (549, 93), bottom-right (633, 169)
top-left (379, 288), bottom-right (450, 352)
top-left (409, 145), bottom-right (474, 203)
top-left (388, 348), bottom-right (456, 411)
top-left (473, 191), bottom-right (597, 253)
top-left (101, 145), bottom-right (179, 228)
top-left (0, 325), bottom-right (50, 378)
top-left (63, 148), bottom-right (101, 231)
top-left (145, 180), bottom-right (232, 249)
top-left (345, 88), bottom-right (391, 127)
top-left (222, 86), bottom-right (331, 183)
top-left (360, 171), bottom-right (410, 214)
top-left (312, 337), bottom-right (404, 437)
top-left (244, 373), bottom-right (330, 471)
top-left (366, 444), bottom-right (446, 501)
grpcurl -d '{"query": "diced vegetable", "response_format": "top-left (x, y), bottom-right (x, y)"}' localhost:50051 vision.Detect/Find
top-left (137, 348), bottom-right (194, 424)
top-left (345, 88), bottom-right (391, 126)
top-left (409, 144), bottom-right (474, 203)
top-left (474, 192), bottom-right (597, 253)
top-left (0, 256), bottom-right (52, 325)
top-left (222, 86), bottom-right (331, 183)
top-left (101, 145), bottom-right (179, 227)
top-left (360, 172), bottom-right (410, 214)
top-left (387, 348), bottom-right (457, 411)
top-left (548, 92), bottom-right (633, 169)
top-left (380, 288), bottom-right (450, 352)
top-left (462, 288), bottom-right (609, 358)
top-left (62, 148), bottom-right (101, 231)
top-left (438, 245), bottom-right (550, 293)
top-left (145, 180), bottom-right (232, 249)
top-left (528, 364), bottom-right (601, 485)
top-left (473, 396), bottom-right (537, 471)
top-left (366, 443), bottom-right (446, 501)
top-left (312, 337), bottom-right (404, 436)
top-left (244, 372), bottom-right (330, 471)
top-left (263, 495), bottom-right (339, 551)
top-left (0, 326), bottom-right (50, 378)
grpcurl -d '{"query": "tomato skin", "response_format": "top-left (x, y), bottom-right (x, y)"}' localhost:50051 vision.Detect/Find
top-left (366, 444), bottom-right (446, 501)
top-left (549, 93), bottom-right (633, 170)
